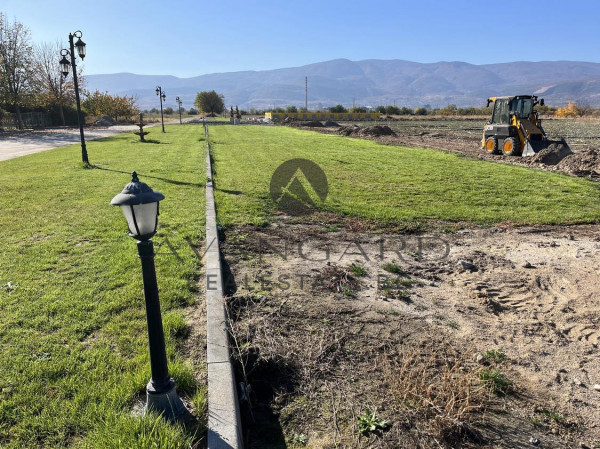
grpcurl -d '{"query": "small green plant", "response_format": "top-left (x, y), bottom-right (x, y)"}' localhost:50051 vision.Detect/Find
top-left (483, 349), bottom-right (508, 364)
top-left (357, 409), bottom-right (389, 434)
top-left (343, 286), bottom-right (357, 298)
top-left (381, 263), bottom-right (405, 275)
top-left (376, 308), bottom-right (400, 316)
top-left (539, 408), bottom-right (565, 424)
top-left (446, 320), bottom-right (460, 330)
top-left (348, 262), bottom-right (367, 277)
top-left (290, 433), bottom-right (308, 446)
top-left (479, 368), bottom-right (512, 395)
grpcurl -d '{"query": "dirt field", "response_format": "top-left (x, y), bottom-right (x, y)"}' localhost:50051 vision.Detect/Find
top-left (221, 216), bottom-right (600, 448)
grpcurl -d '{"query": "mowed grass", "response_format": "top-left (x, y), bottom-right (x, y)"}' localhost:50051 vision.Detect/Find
top-left (0, 125), bottom-right (206, 448)
top-left (210, 126), bottom-right (600, 227)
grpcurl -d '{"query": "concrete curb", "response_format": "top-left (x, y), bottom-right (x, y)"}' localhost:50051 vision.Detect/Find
top-left (204, 124), bottom-right (243, 448)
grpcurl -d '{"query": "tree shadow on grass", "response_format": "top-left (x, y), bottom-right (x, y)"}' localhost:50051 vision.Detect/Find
top-left (94, 166), bottom-right (204, 188)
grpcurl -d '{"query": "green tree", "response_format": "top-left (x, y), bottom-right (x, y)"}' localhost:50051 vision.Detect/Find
top-left (0, 13), bottom-right (34, 129)
top-left (82, 90), bottom-right (137, 121)
top-left (286, 105), bottom-right (298, 113)
top-left (375, 106), bottom-right (386, 114)
top-left (350, 106), bottom-right (367, 113)
top-left (328, 104), bottom-right (347, 113)
top-left (194, 90), bottom-right (224, 116)
top-left (385, 105), bottom-right (401, 115)
top-left (164, 107), bottom-right (174, 115)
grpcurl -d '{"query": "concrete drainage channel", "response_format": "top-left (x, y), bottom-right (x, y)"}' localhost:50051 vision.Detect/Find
top-left (203, 123), bottom-right (243, 448)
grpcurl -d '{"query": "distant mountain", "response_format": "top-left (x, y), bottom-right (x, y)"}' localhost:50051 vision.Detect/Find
top-left (85, 59), bottom-right (600, 110)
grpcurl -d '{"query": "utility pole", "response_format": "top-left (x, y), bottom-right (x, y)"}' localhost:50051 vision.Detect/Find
top-left (305, 76), bottom-right (308, 111)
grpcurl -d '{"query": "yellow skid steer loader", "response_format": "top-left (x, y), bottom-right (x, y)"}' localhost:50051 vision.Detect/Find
top-left (481, 95), bottom-right (561, 156)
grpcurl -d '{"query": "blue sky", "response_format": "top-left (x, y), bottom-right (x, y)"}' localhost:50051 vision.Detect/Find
top-left (2, 0), bottom-right (599, 77)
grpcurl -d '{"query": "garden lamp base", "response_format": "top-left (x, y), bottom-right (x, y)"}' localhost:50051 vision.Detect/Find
top-left (145, 378), bottom-right (186, 420)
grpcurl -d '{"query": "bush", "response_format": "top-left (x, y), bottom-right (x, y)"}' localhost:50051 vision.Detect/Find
top-left (414, 108), bottom-right (428, 116)
top-left (187, 108), bottom-right (198, 115)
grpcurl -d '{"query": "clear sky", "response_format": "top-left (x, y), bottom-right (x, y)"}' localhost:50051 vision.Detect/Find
top-left (2, 0), bottom-right (599, 77)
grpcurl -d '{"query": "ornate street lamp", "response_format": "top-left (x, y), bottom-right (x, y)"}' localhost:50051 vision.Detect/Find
top-left (156, 86), bottom-right (166, 133)
top-left (111, 172), bottom-right (185, 420)
top-left (59, 30), bottom-right (88, 165)
top-left (175, 96), bottom-right (183, 125)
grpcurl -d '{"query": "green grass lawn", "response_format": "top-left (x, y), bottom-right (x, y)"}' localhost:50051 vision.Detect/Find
top-left (210, 125), bottom-right (600, 227)
top-left (0, 125), bottom-right (206, 448)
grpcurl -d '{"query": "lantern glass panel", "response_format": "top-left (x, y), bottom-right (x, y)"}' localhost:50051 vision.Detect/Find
top-left (120, 202), bottom-right (158, 237)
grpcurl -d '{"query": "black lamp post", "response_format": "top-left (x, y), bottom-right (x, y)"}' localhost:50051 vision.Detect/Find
top-left (111, 172), bottom-right (185, 420)
top-left (175, 97), bottom-right (183, 125)
top-left (59, 31), bottom-right (88, 165)
top-left (156, 86), bottom-right (166, 133)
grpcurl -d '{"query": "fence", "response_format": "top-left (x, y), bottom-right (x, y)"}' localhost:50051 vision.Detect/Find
top-left (0, 112), bottom-right (53, 130)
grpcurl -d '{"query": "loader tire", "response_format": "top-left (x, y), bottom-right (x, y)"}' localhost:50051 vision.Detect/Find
top-left (502, 137), bottom-right (521, 156)
top-left (484, 137), bottom-right (499, 154)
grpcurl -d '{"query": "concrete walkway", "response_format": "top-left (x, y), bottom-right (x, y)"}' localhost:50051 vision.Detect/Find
top-left (0, 119), bottom-right (194, 162)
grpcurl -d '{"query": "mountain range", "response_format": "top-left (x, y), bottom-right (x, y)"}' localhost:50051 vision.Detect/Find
top-left (85, 59), bottom-right (600, 110)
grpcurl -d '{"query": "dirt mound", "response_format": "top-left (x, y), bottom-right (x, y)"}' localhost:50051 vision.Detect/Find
top-left (529, 141), bottom-right (572, 165)
top-left (336, 125), bottom-right (396, 137)
top-left (93, 116), bottom-right (116, 126)
top-left (323, 121), bottom-right (340, 127)
top-left (360, 125), bottom-right (396, 136)
top-left (288, 120), bottom-right (323, 128)
top-left (337, 125), bottom-right (361, 136)
top-left (302, 120), bottom-right (324, 127)
top-left (556, 147), bottom-right (600, 178)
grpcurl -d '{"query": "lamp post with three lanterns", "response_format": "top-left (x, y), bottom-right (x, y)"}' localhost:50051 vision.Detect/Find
top-left (59, 31), bottom-right (88, 164)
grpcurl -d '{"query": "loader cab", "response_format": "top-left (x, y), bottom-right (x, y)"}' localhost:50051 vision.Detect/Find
top-left (491, 98), bottom-right (510, 124)
top-left (510, 97), bottom-right (533, 120)
top-left (490, 96), bottom-right (534, 124)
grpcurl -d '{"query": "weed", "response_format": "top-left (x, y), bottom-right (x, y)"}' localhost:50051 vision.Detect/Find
top-left (357, 409), bottom-right (389, 434)
top-left (290, 433), bottom-right (308, 445)
top-left (381, 263), bottom-right (405, 275)
top-left (538, 408), bottom-right (565, 424)
top-left (483, 349), bottom-right (508, 364)
top-left (343, 286), bottom-right (357, 298)
top-left (446, 320), bottom-right (460, 330)
top-left (384, 341), bottom-right (487, 441)
top-left (479, 368), bottom-right (512, 395)
top-left (376, 308), bottom-right (400, 316)
top-left (348, 262), bottom-right (368, 277)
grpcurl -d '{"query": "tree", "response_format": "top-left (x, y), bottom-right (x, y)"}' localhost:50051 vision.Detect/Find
top-left (350, 106), bottom-right (367, 113)
top-left (31, 41), bottom-right (78, 125)
top-left (286, 105), bottom-right (298, 113)
top-left (194, 90), bottom-right (224, 116)
top-left (82, 90), bottom-right (138, 122)
top-left (328, 104), bottom-right (347, 113)
top-left (164, 107), bottom-right (174, 115)
top-left (188, 107), bottom-right (198, 115)
top-left (0, 13), bottom-right (35, 129)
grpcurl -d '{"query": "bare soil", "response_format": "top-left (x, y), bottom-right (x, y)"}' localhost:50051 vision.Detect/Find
top-left (221, 217), bottom-right (600, 448)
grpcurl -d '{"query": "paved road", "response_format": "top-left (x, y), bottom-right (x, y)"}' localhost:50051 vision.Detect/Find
top-left (0, 125), bottom-right (150, 162)
top-left (0, 117), bottom-right (201, 162)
